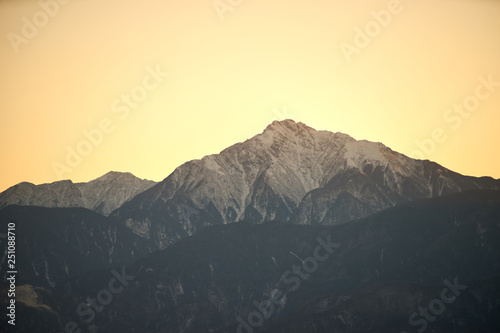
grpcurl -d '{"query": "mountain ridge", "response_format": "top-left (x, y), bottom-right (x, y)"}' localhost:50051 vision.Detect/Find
top-left (0, 171), bottom-right (157, 216)
top-left (112, 119), bottom-right (500, 249)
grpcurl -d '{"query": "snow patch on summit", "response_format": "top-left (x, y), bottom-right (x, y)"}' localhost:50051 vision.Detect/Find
top-left (344, 140), bottom-right (388, 170)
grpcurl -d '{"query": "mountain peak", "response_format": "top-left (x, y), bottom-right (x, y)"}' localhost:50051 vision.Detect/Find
top-left (92, 171), bottom-right (135, 182)
top-left (262, 119), bottom-right (355, 144)
top-left (264, 119), bottom-right (313, 134)
top-left (86, 171), bottom-right (156, 184)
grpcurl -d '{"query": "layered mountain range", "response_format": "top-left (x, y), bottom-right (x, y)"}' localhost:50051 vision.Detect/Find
top-left (1, 119), bottom-right (499, 332)
top-left (2, 120), bottom-right (499, 250)
top-left (4, 190), bottom-right (500, 333)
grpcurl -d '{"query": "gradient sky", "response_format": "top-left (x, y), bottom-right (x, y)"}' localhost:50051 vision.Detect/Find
top-left (1, 0), bottom-right (499, 192)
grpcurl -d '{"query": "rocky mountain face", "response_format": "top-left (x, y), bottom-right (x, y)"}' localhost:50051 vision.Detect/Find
top-left (6, 190), bottom-right (500, 333)
top-left (113, 120), bottom-right (499, 249)
top-left (0, 171), bottom-right (156, 216)
top-left (0, 205), bottom-right (154, 288)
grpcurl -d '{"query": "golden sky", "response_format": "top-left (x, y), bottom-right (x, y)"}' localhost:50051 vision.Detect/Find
top-left (1, 0), bottom-right (499, 191)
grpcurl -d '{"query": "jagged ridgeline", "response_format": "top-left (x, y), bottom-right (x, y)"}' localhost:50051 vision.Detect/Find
top-left (111, 120), bottom-right (499, 249)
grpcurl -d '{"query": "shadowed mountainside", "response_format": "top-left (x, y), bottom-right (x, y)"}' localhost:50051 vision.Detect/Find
top-left (5, 190), bottom-right (499, 333)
